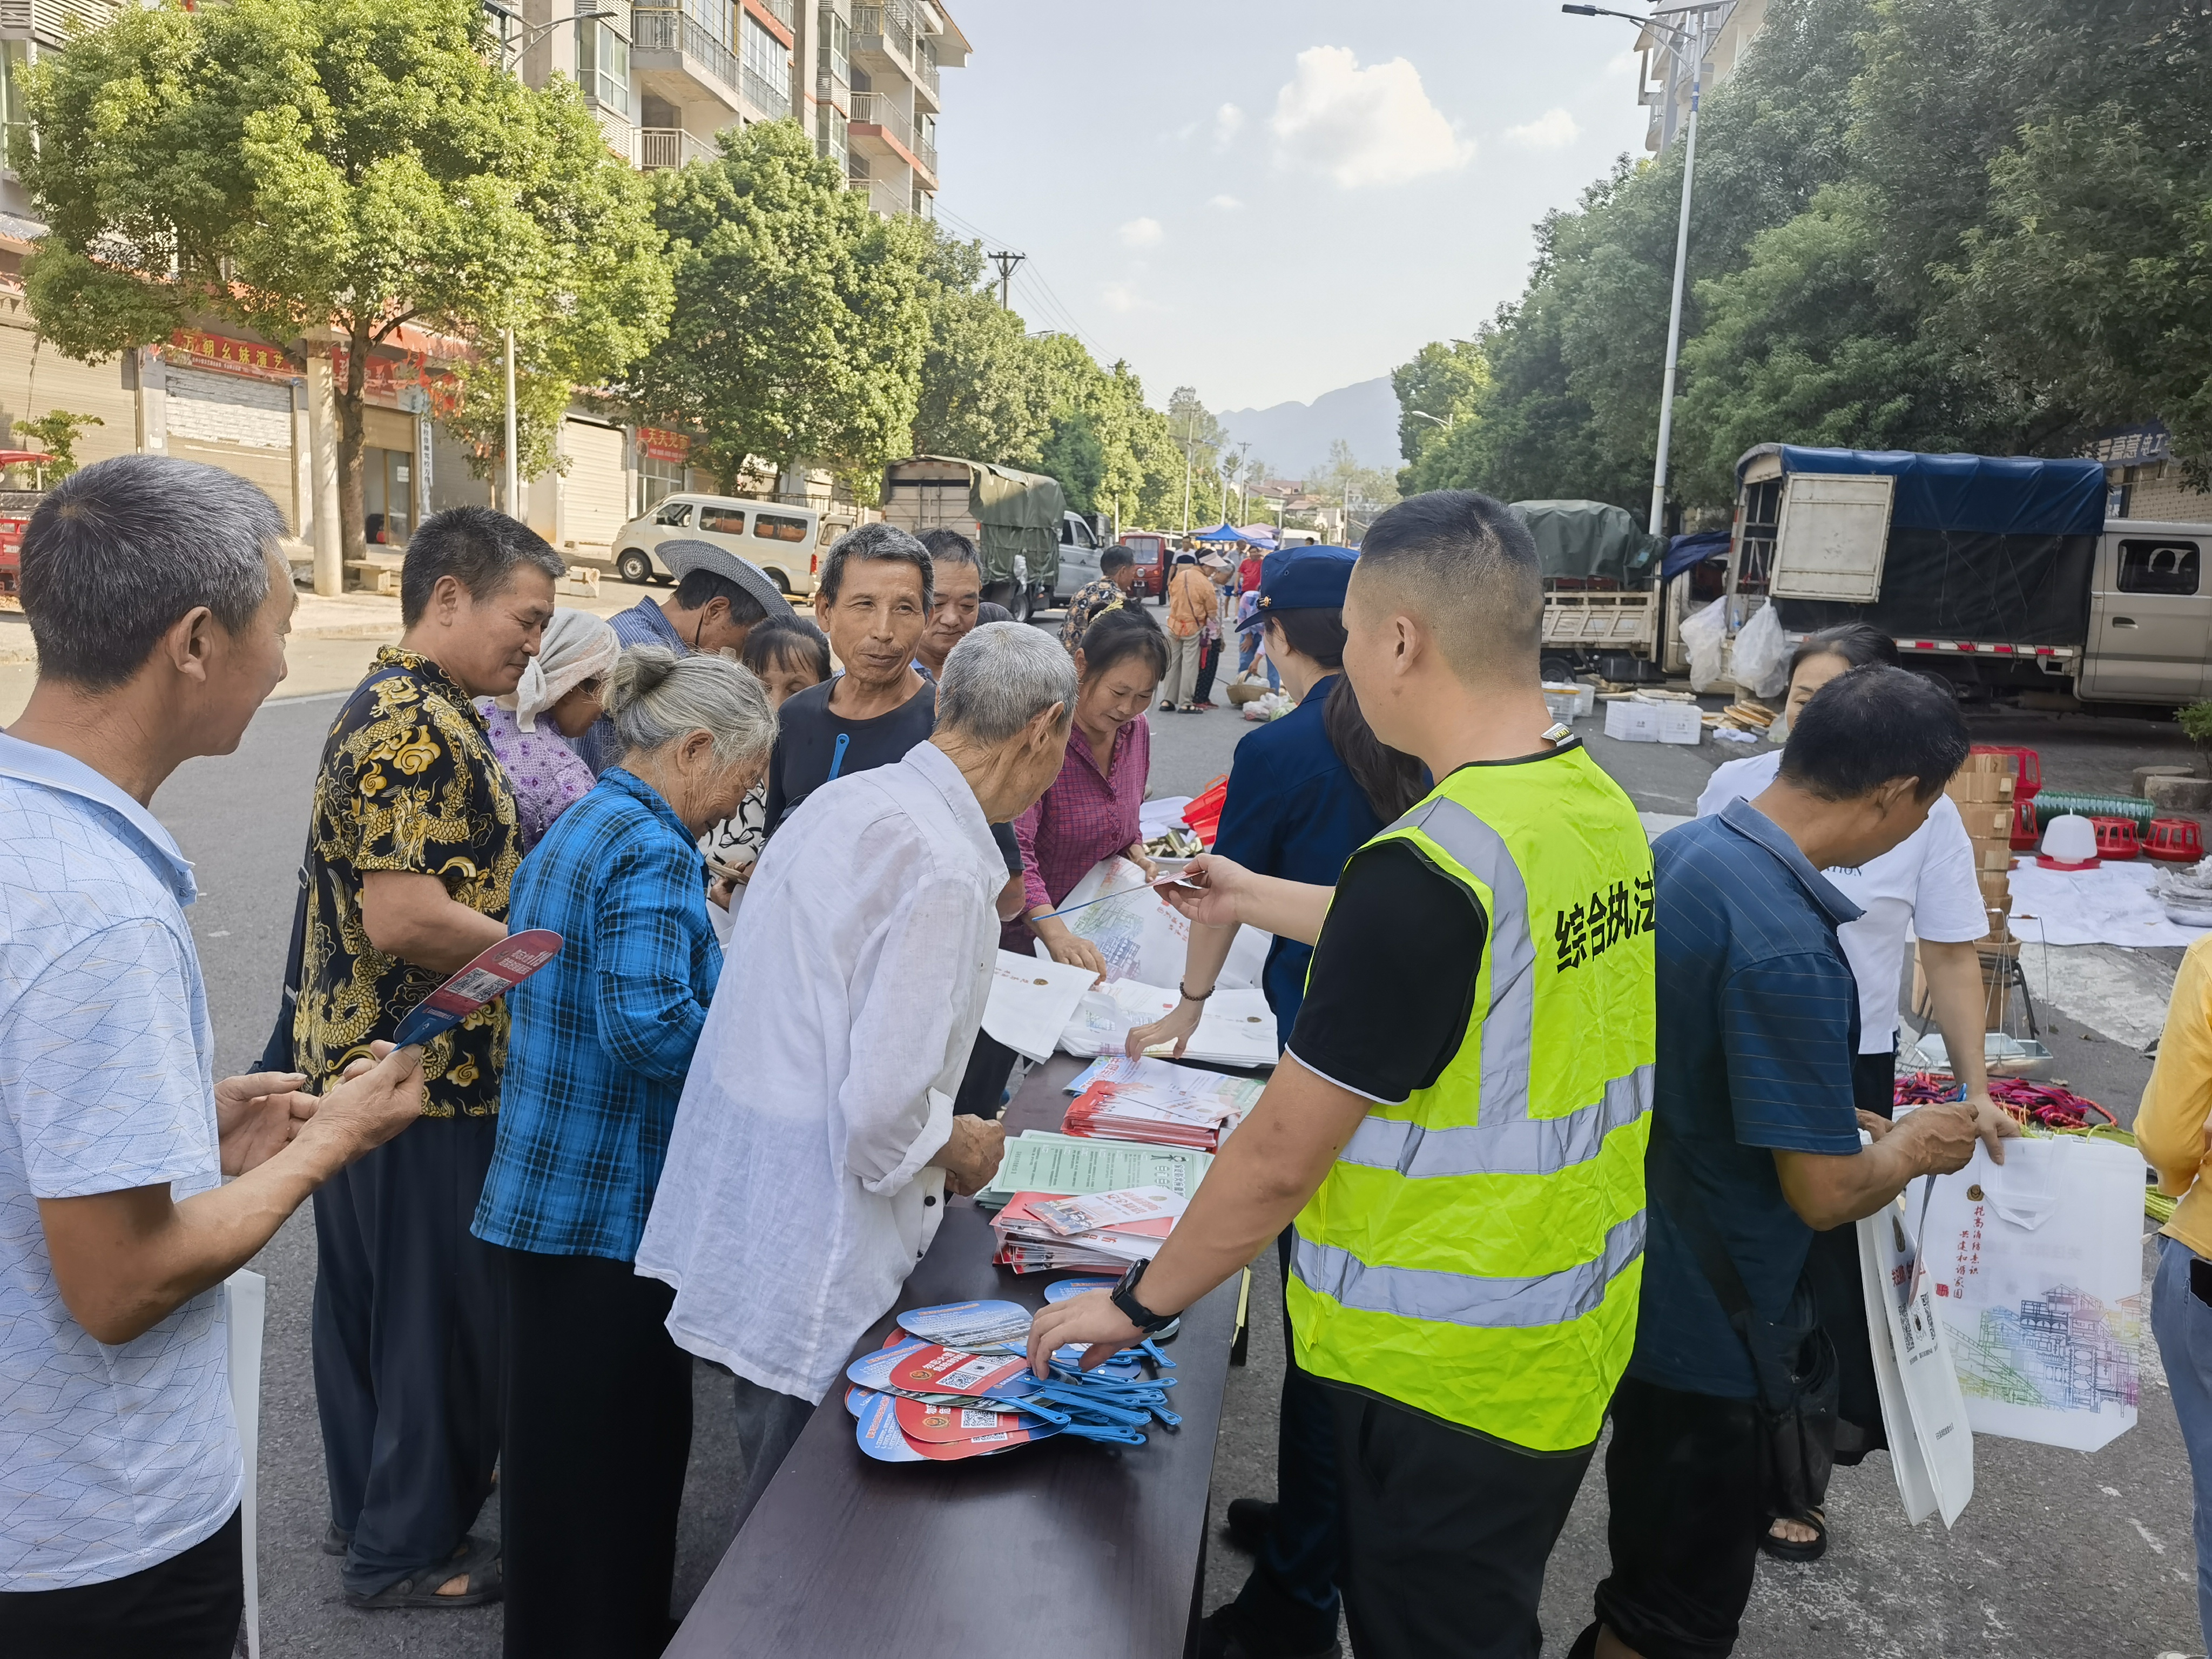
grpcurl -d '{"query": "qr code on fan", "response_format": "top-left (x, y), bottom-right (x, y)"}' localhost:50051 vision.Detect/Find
top-left (443, 967), bottom-right (510, 1002)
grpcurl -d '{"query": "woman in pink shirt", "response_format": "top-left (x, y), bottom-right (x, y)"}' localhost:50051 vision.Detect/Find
top-left (1013, 606), bottom-right (1169, 976)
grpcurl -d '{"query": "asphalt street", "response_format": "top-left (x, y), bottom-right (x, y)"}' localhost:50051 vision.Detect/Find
top-left (122, 630), bottom-right (2200, 1657)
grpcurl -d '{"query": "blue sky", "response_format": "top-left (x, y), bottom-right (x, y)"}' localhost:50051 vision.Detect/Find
top-left (933, 0), bottom-right (1653, 414)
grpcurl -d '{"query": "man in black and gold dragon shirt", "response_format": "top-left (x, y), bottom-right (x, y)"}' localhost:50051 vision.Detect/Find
top-left (294, 507), bottom-right (562, 1610)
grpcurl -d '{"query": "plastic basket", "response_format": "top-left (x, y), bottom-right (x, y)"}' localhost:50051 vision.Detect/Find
top-left (2009, 797), bottom-right (2040, 853)
top-left (1182, 774), bottom-right (1229, 845)
top-left (2091, 817), bottom-right (2140, 860)
top-left (1971, 744), bottom-right (2041, 799)
top-left (2147, 818), bottom-right (2206, 864)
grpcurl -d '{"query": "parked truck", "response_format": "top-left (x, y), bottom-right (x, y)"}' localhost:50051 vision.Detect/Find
top-left (880, 455), bottom-right (1064, 621)
top-left (1509, 498), bottom-right (1668, 682)
top-left (0, 451), bottom-right (56, 606)
top-left (1725, 444), bottom-right (2212, 706)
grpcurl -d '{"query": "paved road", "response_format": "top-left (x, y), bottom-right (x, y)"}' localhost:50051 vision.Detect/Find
top-left (132, 663), bottom-right (2197, 1657)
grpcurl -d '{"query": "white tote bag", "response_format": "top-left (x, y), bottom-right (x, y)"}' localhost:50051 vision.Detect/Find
top-left (226, 1269), bottom-right (267, 1659)
top-left (1858, 1186), bottom-right (1973, 1526)
top-left (1920, 1136), bottom-right (2144, 1452)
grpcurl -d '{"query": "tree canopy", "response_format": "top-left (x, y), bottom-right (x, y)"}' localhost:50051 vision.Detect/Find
top-left (1392, 0), bottom-right (2212, 515)
top-left (626, 120), bottom-right (930, 497)
top-left (23, 0), bottom-right (670, 555)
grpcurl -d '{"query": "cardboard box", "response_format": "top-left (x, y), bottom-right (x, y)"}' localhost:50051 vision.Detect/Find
top-left (1652, 702), bottom-right (1703, 745)
top-left (1913, 938), bottom-right (2019, 1033)
top-left (1946, 772), bottom-right (2018, 804)
top-left (1953, 802), bottom-right (2014, 839)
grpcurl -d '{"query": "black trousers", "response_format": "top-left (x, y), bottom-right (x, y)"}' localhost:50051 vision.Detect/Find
top-left (313, 1115), bottom-right (503, 1595)
top-left (499, 1247), bottom-right (693, 1659)
top-left (1224, 1229), bottom-right (1344, 1651)
top-left (1330, 1387), bottom-right (1593, 1659)
top-left (1589, 1375), bottom-right (1766, 1659)
top-left (3, 1507), bottom-right (241, 1659)
top-left (1193, 635), bottom-right (1223, 703)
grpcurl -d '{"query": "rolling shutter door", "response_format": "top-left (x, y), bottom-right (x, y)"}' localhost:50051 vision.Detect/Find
top-left (0, 326), bottom-right (140, 473)
top-left (164, 367), bottom-right (301, 530)
top-left (561, 420), bottom-right (628, 550)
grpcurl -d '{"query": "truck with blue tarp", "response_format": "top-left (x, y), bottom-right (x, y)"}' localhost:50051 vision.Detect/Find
top-left (1726, 444), bottom-right (2212, 706)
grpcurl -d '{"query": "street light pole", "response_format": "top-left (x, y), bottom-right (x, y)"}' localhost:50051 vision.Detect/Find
top-left (1180, 411), bottom-right (1197, 538)
top-left (1563, 3), bottom-right (1718, 537)
top-left (503, 326), bottom-right (519, 517)
top-left (1648, 72), bottom-right (1701, 538)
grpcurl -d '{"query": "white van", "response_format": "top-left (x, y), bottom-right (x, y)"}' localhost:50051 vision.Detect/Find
top-left (611, 495), bottom-right (822, 596)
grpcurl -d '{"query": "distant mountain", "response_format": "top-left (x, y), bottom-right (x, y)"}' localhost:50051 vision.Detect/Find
top-left (1217, 377), bottom-right (1402, 480)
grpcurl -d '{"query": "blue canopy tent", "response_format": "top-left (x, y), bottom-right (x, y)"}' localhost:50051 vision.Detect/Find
top-left (1190, 521), bottom-right (1262, 545)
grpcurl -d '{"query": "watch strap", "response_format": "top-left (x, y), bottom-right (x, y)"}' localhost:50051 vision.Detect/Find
top-left (1110, 1258), bottom-right (1177, 1334)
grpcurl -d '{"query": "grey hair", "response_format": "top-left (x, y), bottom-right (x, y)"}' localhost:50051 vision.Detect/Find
top-left (817, 520), bottom-right (933, 606)
top-left (19, 453), bottom-right (285, 689)
top-left (936, 621), bottom-right (1077, 744)
top-left (401, 505), bottom-right (565, 626)
top-left (605, 646), bottom-right (776, 770)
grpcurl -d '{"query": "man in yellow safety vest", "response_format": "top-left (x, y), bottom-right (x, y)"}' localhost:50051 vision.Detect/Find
top-left (1030, 489), bottom-right (1656, 1659)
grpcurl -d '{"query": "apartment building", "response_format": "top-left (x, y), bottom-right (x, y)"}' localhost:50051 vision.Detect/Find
top-left (793, 1), bottom-right (967, 220)
top-left (1635, 0), bottom-right (1762, 152)
top-left (0, 0), bottom-right (964, 578)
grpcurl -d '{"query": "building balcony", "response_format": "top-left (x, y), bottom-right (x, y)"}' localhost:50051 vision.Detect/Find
top-left (742, 62), bottom-right (792, 120)
top-left (851, 1), bottom-right (916, 76)
top-left (847, 90), bottom-right (934, 183)
top-left (631, 8), bottom-right (744, 118)
top-left (639, 126), bottom-right (718, 169)
top-left (751, 0), bottom-right (795, 33)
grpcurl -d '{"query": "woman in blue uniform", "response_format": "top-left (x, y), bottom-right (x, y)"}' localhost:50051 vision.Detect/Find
top-left (1127, 543), bottom-right (1424, 1659)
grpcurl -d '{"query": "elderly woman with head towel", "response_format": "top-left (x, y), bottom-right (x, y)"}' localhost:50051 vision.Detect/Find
top-left (475, 608), bottom-right (622, 850)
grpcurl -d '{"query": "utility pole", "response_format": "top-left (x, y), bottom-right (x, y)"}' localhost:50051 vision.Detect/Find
top-left (1234, 441), bottom-right (1252, 523)
top-left (986, 250), bottom-right (1026, 310)
top-left (1180, 409), bottom-right (1198, 538)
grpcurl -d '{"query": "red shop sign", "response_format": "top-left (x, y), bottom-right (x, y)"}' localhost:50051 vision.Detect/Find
top-left (637, 426), bottom-right (691, 464)
top-left (164, 329), bottom-right (296, 384)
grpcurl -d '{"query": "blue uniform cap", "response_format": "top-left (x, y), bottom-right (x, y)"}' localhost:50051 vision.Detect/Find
top-left (1242, 544), bottom-right (1358, 633)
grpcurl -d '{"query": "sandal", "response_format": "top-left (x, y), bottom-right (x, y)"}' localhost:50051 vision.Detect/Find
top-left (345, 1534), bottom-right (503, 1609)
top-left (1759, 1506), bottom-right (1827, 1563)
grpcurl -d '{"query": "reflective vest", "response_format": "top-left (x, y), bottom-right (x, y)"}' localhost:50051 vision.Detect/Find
top-left (1287, 746), bottom-right (1655, 1452)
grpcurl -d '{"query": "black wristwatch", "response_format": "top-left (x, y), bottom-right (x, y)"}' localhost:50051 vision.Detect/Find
top-left (1110, 1258), bottom-right (1179, 1335)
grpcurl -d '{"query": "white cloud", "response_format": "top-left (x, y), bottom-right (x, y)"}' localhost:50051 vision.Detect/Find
top-left (1505, 108), bottom-right (1580, 150)
top-left (1118, 216), bottom-right (1164, 248)
top-left (1214, 103), bottom-right (1245, 147)
top-left (1101, 281), bottom-right (1142, 314)
top-left (1269, 45), bottom-right (1474, 189)
top-left (1208, 194), bottom-right (1243, 211)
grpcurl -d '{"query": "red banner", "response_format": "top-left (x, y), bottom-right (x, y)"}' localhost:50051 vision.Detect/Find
top-left (637, 426), bottom-right (691, 464)
top-left (164, 329), bottom-right (296, 383)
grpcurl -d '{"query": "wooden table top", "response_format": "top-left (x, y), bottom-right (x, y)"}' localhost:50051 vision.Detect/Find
top-left (665, 1051), bottom-right (1240, 1659)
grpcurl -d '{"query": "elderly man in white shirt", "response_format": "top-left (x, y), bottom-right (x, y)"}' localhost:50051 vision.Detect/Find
top-left (637, 621), bottom-right (1078, 1519)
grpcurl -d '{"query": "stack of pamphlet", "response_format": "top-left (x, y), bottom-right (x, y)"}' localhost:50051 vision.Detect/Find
top-left (1060, 1055), bottom-right (1263, 1151)
top-left (990, 1185), bottom-right (1186, 1274)
top-left (977, 1130), bottom-right (1213, 1210)
top-left (1058, 980), bottom-right (1280, 1068)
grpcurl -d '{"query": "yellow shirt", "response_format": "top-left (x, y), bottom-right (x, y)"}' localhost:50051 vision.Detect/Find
top-left (2139, 933), bottom-right (2212, 1259)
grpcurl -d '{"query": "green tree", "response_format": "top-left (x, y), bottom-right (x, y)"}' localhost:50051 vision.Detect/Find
top-left (1671, 187), bottom-right (2013, 505)
top-left (911, 229), bottom-right (1054, 466)
top-left (11, 409), bottom-right (104, 479)
top-left (23, 0), bottom-right (670, 560)
top-left (630, 121), bottom-right (929, 496)
top-left (1391, 339), bottom-right (1487, 489)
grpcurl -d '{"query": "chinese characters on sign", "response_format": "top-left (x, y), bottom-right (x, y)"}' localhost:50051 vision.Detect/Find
top-left (1554, 875), bottom-right (1656, 971)
top-left (163, 330), bottom-right (297, 385)
top-left (637, 426), bottom-right (692, 464)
